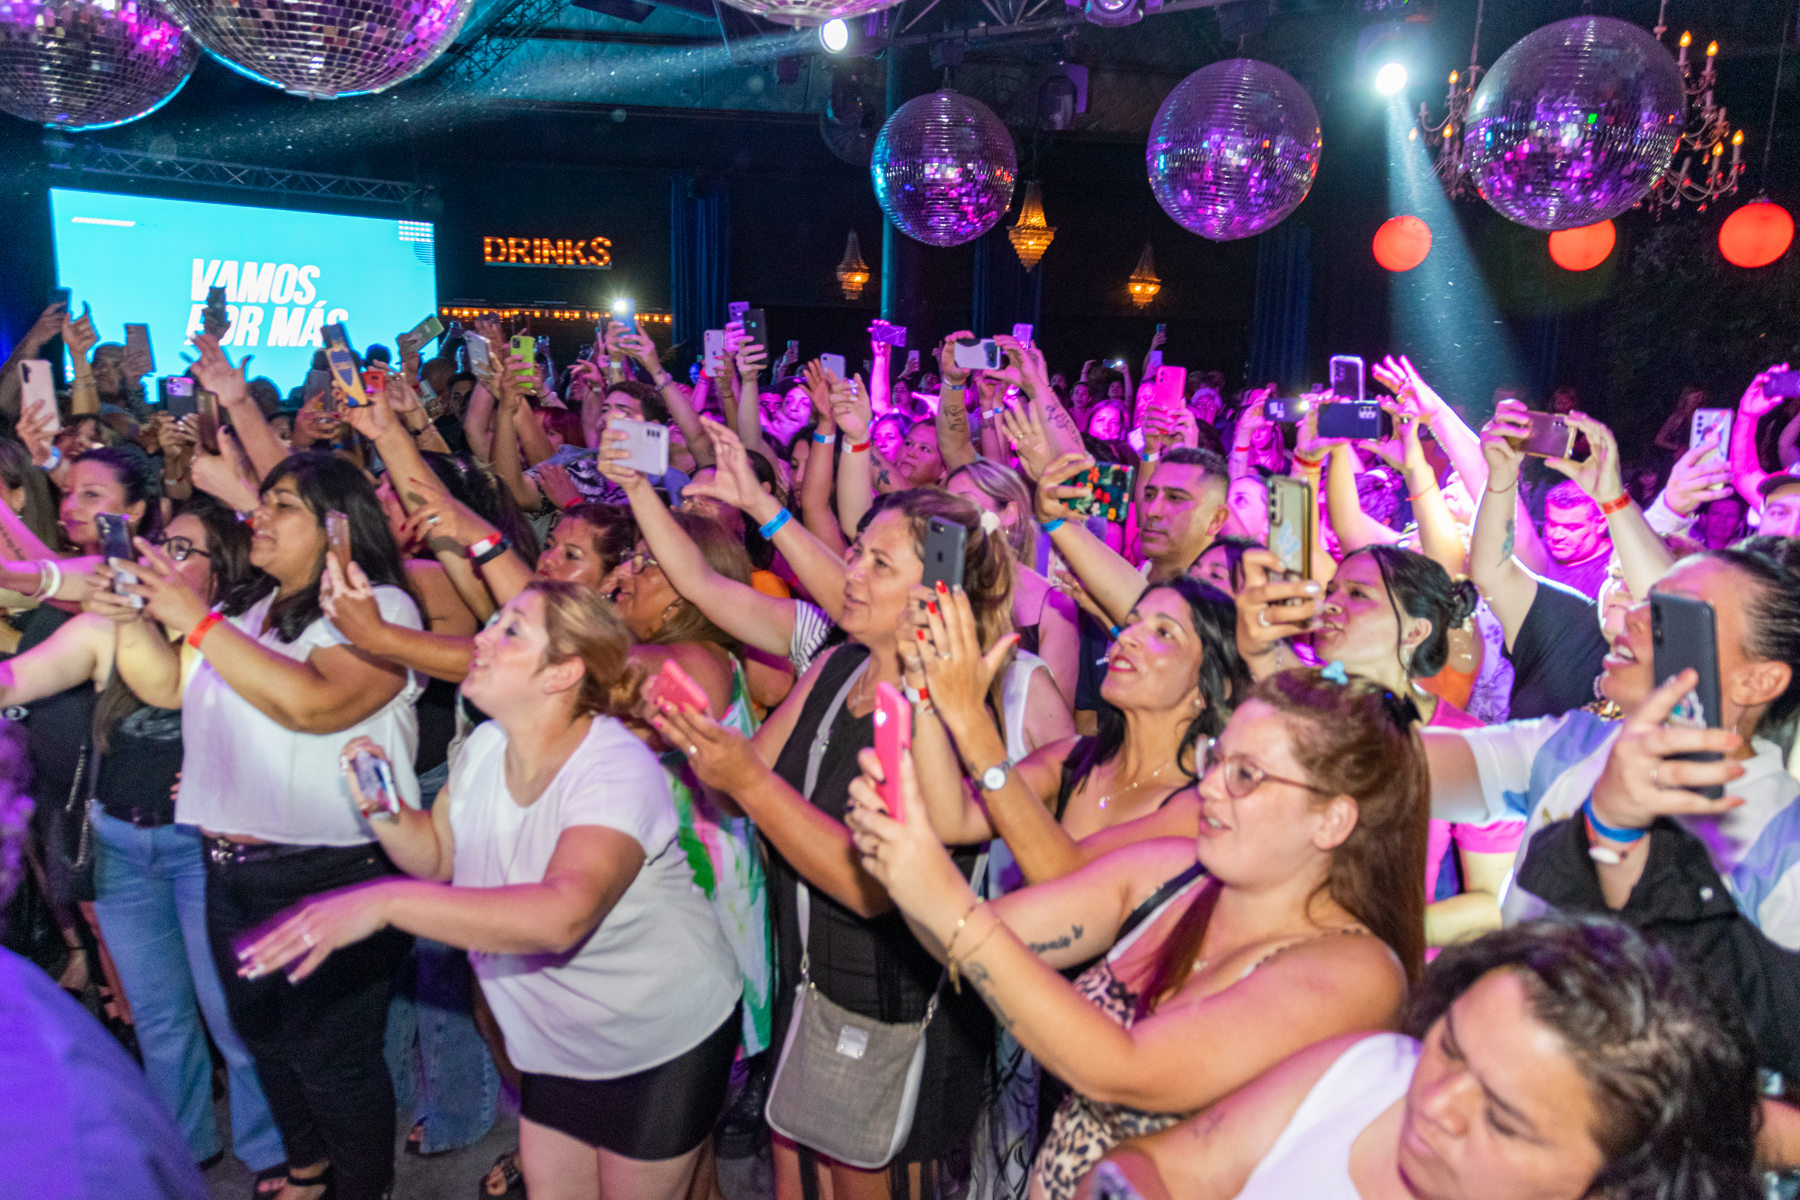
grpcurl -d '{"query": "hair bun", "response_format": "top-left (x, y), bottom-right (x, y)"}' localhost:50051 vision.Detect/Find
top-left (1449, 579), bottom-right (1481, 627)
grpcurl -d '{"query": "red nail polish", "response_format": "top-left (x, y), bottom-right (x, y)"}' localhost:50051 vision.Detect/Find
top-left (936, 581), bottom-right (948, 594)
top-left (916, 630), bottom-right (926, 641)
top-left (927, 602), bottom-right (938, 615)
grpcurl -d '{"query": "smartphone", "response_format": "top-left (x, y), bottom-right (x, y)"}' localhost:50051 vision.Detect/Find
top-left (1154, 365), bottom-right (1187, 413)
top-left (302, 369), bottom-right (331, 408)
top-left (1267, 475), bottom-right (1314, 582)
top-left (96, 512), bottom-right (139, 601)
top-left (783, 339), bottom-right (800, 364)
top-left (819, 352), bottom-right (847, 379)
top-left (873, 681), bottom-right (912, 824)
top-left (463, 331), bottom-right (492, 375)
top-left (419, 376), bottom-right (447, 421)
top-left (50, 285), bottom-right (72, 311)
top-left (1318, 402), bottom-right (1394, 440)
top-left (1145, 350), bottom-right (1164, 372)
top-left (905, 350), bottom-right (921, 375)
top-left (1264, 396), bottom-right (1312, 424)
top-left (870, 322), bottom-right (906, 348)
top-left (18, 360), bottom-right (59, 433)
top-left (608, 416), bottom-right (670, 476)
top-left (611, 297), bottom-right (636, 334)
top-left (1328, 354), bottom-right (1366, 404)
top-left (1156, 323), bottom-right (1167, 337)
top-left (1011, 323), bottom-right (1033, 346)
top-left (195, 389), bottom-right (221, 455)
top-left (203, 285), bottom-right (230, 335)
top-left (952, 337), bottom-right (1001, 371)
top-left (361, 365), bottom-right (390, 400)
top-left (728, 300), bottom-right (750, 323)
top-left (123, 323), bottom-right (154, 377)
top-left (1508, 411), bottom-right (1573, 459)
top-left (1767, 369), bottom-right (1800, 399)
top-left (406, 313), bottom-right (445, 345)
top-left (1069, 462), bottom-right (1135, 522)
top-left (325, 509), bottom-right (353, 581)
top-left (703, 329), bottom-right (726, 373)
top-left (351, 750), bottom-right (401, 820)
top-left (161, 375), bottom-right (197, 418)
top-left (742, 309), bottom-right (769, 352)
top-left (921, 516), bottom-right (967, 592)
top-left (1651, 593), bottom-right (1725, 800)
top-left (1690, 409), bottom-right (1733, 463)
top-left (323, 322), bottom-right (368, 407)
top-left (647, 659), bottom-right (711, 715)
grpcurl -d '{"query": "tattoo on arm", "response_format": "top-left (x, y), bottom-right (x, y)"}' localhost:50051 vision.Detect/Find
top-left (963, 961), bottom-right (1014, 1032)
top-left (1499, 515), bottom-right (1516, 566)
top-left (1027, 925), bottom-right (1084, 954)
top-left (876, 465), bottom-right (892, 490)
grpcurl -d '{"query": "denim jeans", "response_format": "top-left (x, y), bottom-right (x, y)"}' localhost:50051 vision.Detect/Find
top-left (207, 841), bottom-right (411, 1200)
top-left (384, 938), bottom-right (500, 1154)
top-left (89, 809), bottom-right (286, 1171)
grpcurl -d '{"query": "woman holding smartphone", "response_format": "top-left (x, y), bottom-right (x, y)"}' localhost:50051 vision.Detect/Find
top-left (110, 452), bottom-right (425, 1200)
top-left (235, 582), bottom-right (744, 1200)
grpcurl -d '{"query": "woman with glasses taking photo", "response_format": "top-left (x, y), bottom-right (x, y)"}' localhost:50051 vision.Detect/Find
top-left (843, 668), bottom-right (1427, 1200)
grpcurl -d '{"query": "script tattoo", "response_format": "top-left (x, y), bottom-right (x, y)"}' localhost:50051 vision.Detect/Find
top-left (963, 962), bottom-right (1014, 1032)
top-left (1028, 925), bottom-right (1084, 954)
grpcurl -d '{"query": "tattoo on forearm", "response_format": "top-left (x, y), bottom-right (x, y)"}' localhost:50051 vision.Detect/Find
top-left (1499, 515), bottom-right (1515, 565)
top-left (963, 962), bottom-right (1014, 1032)
top-left (1027, 925), bottom-right (1084, 954)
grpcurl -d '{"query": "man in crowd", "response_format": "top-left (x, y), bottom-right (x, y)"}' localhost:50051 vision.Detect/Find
top-left (1760, 463), bottom-right (1800, 538)
top-left (1137, 446), bottom-right (1229, 582)
top-left (1539, 478), bottom-right (1614, 599)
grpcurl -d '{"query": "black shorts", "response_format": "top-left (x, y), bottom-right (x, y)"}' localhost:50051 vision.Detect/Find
top-left (519, 1004), bottom-right (742, 1160)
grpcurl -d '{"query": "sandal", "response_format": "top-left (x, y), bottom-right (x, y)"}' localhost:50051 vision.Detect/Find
top-left (251, 1163), bottom-right (287, 1199)
top-left (480, 1149), bottom-right (526, 1199)
top-left (404, 1117), bottom-right (454, 1158)
top-left (286, 1163), bottom-right (334, 1200)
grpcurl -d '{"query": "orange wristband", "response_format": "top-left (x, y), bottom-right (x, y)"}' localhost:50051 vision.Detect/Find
top-left (1599, 493), bottom-right (1631, 516)
top-left (186, 611), bottom-right (224, 651)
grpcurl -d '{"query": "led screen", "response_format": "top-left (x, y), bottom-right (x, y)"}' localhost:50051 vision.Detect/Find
top-left (50, 188), bottom-right (437, 388)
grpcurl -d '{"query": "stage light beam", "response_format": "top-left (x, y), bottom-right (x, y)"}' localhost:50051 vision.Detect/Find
top-left (820, 19), bottom-right (848, 53)
top-left (1375, 62), bottom-right (1408, 96)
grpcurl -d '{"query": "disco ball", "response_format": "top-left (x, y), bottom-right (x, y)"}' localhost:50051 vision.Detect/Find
top-left (1463, 16), bottom-right (1683, 231)
top-left (0, 0), bottom-right (198, 130)
top-left (872, 90), bottom-right (1016, 248)
top-left (162, 0), bottom-right (473, 99)
top-left (718, 0), bottom-right (899, 23)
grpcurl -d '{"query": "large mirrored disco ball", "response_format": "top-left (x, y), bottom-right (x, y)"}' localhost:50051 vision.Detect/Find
top-left (162, 0), bottom-right (473, 99)
top-left (872, 90), bottom-right (1017, 248)
top-left (721, 0), bottom-right (899, 21)
top-left (0, 0), bottom-right (198, 130)
top-left (1146, 58), bottom-right (1320, 242)
top-left (1463, 16), bottom-right (1683, 231)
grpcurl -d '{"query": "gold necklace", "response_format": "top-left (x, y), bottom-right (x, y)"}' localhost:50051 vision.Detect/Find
top-left (1094, 762), bottom-right (1170, 810)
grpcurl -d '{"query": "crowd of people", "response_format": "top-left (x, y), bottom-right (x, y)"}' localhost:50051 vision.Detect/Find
top-left (2, 292), bottom-right (1799, 1200)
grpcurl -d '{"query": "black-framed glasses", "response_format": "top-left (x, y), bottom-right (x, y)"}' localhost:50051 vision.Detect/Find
top-left (1200, 738), bottom-right (1332, 800)
top-left (155, 536), bottom-right (210, 564)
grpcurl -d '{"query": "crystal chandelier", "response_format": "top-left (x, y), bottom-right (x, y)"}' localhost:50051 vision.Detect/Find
top-left (1638, 2), bottom-right (1745, 216)
top-left (1416, 0), bottom-right (1483, 198)
top-left (836, 231), bottom-right (871, 300)
top-left (1006, 182), bottom-right (1056, 272)
top-left (1127, 244), bottom-right (1161, 308)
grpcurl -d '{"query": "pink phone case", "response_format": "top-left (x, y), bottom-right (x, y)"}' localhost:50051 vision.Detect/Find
top-left (1154, 365), bottom-right (1187, 413)
top-left (873, 682), bottom-right (912, 824)
top-left (651, 660), bottom-right (710, 714)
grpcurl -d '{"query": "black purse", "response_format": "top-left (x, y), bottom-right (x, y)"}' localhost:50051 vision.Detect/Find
top-left (44, 743), bottom-right (99, 907)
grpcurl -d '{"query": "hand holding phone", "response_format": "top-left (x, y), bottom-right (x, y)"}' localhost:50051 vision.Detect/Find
top-left (873, 682), bottom-right (912, 824)
top-left (607, 417), bottom-right (671, 476)
top-left (647, 660), bottom-right (711, 715)
top-left (1651, 594), bottom-right (1725, 800)
top-left (203, 286), bottom-right (231, 338)
top-left (325, 510), bottom-right (353, 581)
top-left (18, 360), bottom-right (60, 436)
top-left (96, 513), bottom-right (141, 606)
top-left (123, 323), bottom-right (155, 378)
top-left (921, 517), bottom-right (967, 592)
top-left (348, 748), bottom-right (401, 820)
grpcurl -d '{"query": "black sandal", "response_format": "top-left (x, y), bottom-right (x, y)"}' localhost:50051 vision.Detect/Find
top-left (286, 1164), bottom-right (334, 1200)
top-left (251, 1163), bottom-right (287, 1199)
top-left (480, 1149), bottom-right (526, 1199)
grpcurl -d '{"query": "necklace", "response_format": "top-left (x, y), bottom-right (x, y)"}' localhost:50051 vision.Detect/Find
top-left (1094, 762), bottom-right (1170, 810)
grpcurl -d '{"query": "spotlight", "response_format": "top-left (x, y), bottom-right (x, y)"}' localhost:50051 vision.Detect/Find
top-left (1374, 62), bottom-right (1408, 95)
top-left (1082, 0), bottom-right (1141, 29)
top-left (820, 18), bottom-right (849, 53)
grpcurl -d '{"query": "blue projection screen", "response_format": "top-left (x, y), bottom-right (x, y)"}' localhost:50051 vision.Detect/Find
top-left (50, 188), bottom-right (437, 388)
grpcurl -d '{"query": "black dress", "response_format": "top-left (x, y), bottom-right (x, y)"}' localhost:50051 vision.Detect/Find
top-left (766, 643), bottom-right (993, 1165)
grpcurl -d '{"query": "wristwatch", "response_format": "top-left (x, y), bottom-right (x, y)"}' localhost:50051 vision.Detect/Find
top-left (977, 759), bottom-right (1014, 792)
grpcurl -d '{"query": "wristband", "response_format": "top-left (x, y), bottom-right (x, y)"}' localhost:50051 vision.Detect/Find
top-left (1040, 518), bottom-right (1065, 534)
top-left (1233, 444), bottom-right (1253, 454)
top-left (812, 431), bottom-right (837, 445)
top-left (1408, 483), bottom-right (1439, 503)
top-left (41, 446), bottom-right (61, 472)
top-left (1582, 796), bottom-right (1648, 843)
top-left (1142, 451), bottom-right (1162, 464)
top-left (466, 534), bottom-right (502, 561)
top-left (1599, 493), bottom-right (1632, 516)
top-left (903, 684), bottom-right (930, 705)
top-left (985, 409), bottom-right (1004, 421)
top-left (1486, 479), bottom-right (1519, 495)
top-left (1109, 624), bottom-right (1123, 639)
top-left (944, 381), bottom-right (967, 392)
top-left (1293, 453), bottom-right (1324, 470)
top-left (848, 439), bottom-right (872, 453)
top-left (187, 611), bottom-right (224, 652)
top-left (472, 537), bottom-right (512, 567)
top-left (759, 508), bottom-right (793, 539)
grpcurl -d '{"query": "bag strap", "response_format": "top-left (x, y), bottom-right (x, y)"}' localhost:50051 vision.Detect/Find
top-left (796, 655), bottom-right (873, 975)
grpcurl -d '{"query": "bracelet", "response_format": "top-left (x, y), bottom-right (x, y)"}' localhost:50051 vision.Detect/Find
top-left (1040, 518), bottom-right (1065, 534)
top-left (466, 534), bottom-right (502, 561)
top-left (1109, 624), bottom-right (1123, 639)
top-left (1599, 493), bottom-right (1632, 516)
top-left (472, 537), bottom-right (512, 567)
top-left (848, 439), bottom-right (872, 453)
top-left (1408, 483), bottom-right (1439, 503)
top-left (1582, 796), bottom-right (1648, 844)
top-left (1293, 453), bottom-right (1324, 470)
top-left (759, 508), bottom-right (793, 539)
top-left (812, 431), bottom-right (837, 445)
top-left (1233, 444), bottom-right (1252, 454)
top-left (903, 683), bottom-right (930, 705)
top-left (36, 558), bottom-right (62, 603)
top-left (41, 446), bottom-right (61, 472)
top-left (944, 381), bottom-right (967, 392)
top-left (949, 915), bottom-right (1001, 995)
top-left (186, 611), bottom-right (224, 652)
top-left (652, 374), bottom-right (673, 388)
top-left (1486, 479), bottom-right (1519, 495)
top-left (944, 900), bottom-right (987, 994)
top-left (985, 409), bottom-right (1004, 421)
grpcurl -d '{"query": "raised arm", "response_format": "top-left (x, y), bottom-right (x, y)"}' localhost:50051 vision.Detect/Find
top-left (797, 363), bottom-right (847, 555)
top-left (931, 330), bottom-right (979, 471)
top-left (1545, 413), bottom-right (1672, 602)
top-left (731, 340), bottom-right (780, 466)
top-left (1468, 400), bottom-right (1539, 645)
top-left (191, 334), bottom-right (286, 481)
top-left (1731, 365), bottom-right (1788, 507)
top-left (1324, 442), bottom-right (1402, 554)
top-left (1034, 453), bottom-right (1145, 627)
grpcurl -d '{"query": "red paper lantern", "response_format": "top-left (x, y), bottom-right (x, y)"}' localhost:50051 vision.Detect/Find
top-left (1373, 215), bottom-right (1432, 272)
top-left (1547, 220), bottom-right (1616, 271)
top-left (1719, 199), bottom-right (1794, 268)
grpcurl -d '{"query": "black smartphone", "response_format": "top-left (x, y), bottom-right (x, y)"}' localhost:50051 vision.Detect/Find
top-left (161, 375), bottom-right (198, 418)
top-left (50, 285), bottom-right (72, 311)
top-left (1267, 475), bottom-right (1313, 582)
top-left (1651, 593), bottom-right (1725, 800)
top-left (921, 516), bottom-right (967, 593)
top-left (742, 309), bottom-right (768, 352)
top-left (1318, 402), bottom-right (1394, 440)
top-left (204, 285), bottom-right (230, 334)
top-left (1264, 396), bottom-right (1312, 424)
top-left (96, 512), bottom-right (138, 596)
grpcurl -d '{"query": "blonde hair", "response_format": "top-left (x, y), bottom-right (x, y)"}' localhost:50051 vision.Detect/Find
top-left (945, 459), bottom-right (1035, 561)
top-left (527, 579), bottom-right (641, 717)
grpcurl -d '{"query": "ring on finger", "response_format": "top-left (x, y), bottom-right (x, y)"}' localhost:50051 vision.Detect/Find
top-left (687, 744), bottom-right (699, 757)
top-left (301, 929), bottom-right (315, 949)
top-left (1257, 608), bottom-right (1272, 628)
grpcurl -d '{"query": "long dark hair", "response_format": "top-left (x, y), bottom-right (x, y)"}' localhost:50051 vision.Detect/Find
top-left (222, 452), bottom-right (415, 643)
top-left (417, 451), bottom-right (540, 564)
top-left (95, 495), bottom-right (255, 752)
top-left (0, 439), bottom-right (62, 548)
top-left (71, 445), bottom-right (164, 542)
top-left (1411, 917), bottom-right (1760, 1200)
top-left (1079, 576), bottom-right (1250, 787)
top-left (1342, 544), bottom-right (1481, 680)
top-left (1712, 539), bottom-right (1800, 751)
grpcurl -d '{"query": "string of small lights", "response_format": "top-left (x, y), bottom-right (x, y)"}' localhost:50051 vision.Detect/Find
top-left (438, 306), bottom-right (673, 323)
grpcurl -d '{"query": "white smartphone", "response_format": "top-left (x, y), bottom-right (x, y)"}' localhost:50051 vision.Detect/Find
top-left (703, 329), bottom-right (725, 374)
top-left (19, 360), bottom-right (60, 434)
top-left (1690, 408), bottom-right (1733, 463)
top-left (1011, 323), bottom-right (1034, 346)
top-left (608, 416), bottom-right (670, 476)
top-left (952, 338), bottom-right (1001, 370)
top-left (463, 331), bottom-right (492, 374)
top-left (820, 352), bottom-right (846, 379)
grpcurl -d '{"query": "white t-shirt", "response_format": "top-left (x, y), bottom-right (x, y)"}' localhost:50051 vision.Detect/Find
top-left (177, 587), bottom-right (424, 846)
top-left (449, 718), bottom-right (742, 1080)
top-left (1459, 709), bottom-right (1800, 949)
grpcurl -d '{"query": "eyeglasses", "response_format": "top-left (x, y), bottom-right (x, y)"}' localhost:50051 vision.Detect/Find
top-left (155, 536), bottom-right (210, 564)
top-left (628, 552), bottom-right (660, 574)
top-left (1200, 738), bottom-right (1332, 800)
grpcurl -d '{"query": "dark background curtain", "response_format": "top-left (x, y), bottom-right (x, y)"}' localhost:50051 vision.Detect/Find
top-left (1247, 221), bottom-right (1311, 392)
top-left (670, 174), bottom-right (730, 356)
top-left (972, 227), bottom-right (1042, 342)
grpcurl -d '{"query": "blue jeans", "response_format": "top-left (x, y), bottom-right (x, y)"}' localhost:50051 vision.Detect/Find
top-left (90, 809), bottom-right (285, 1171)
top-left (384, 938), bottom-right (500, 1154)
